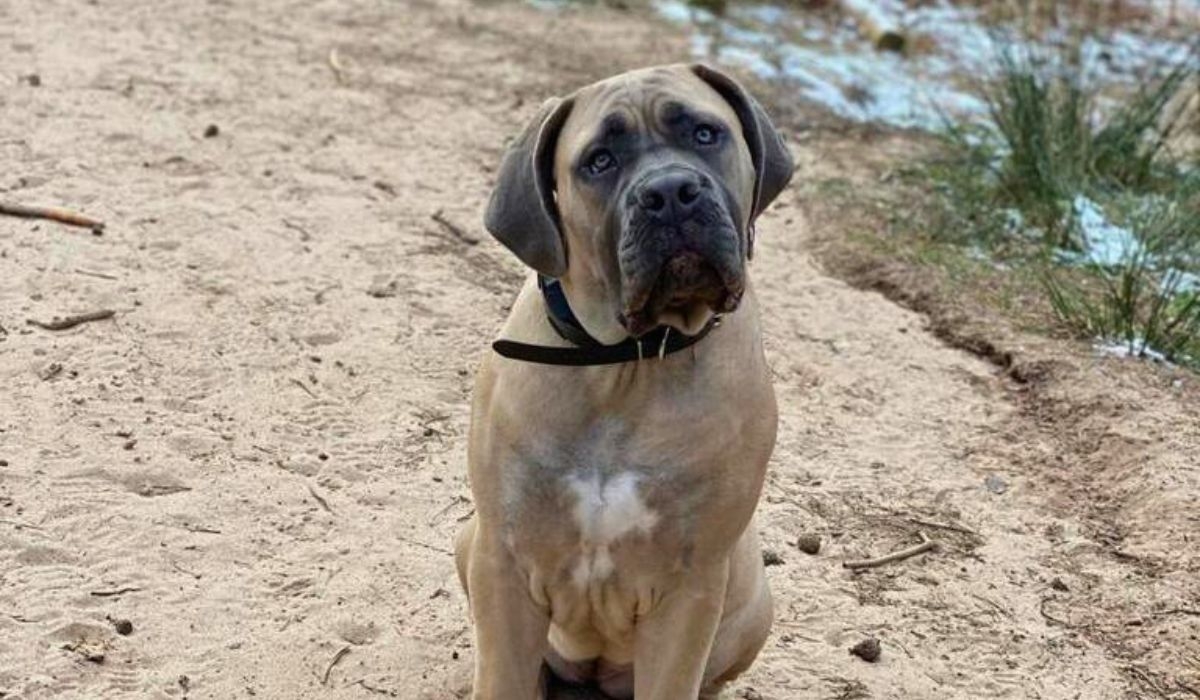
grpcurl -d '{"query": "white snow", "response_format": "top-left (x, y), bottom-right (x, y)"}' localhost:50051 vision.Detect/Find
top-left (1095, 337), bottom-right (1171, 364)
top-left (654, 0), bottom-right (1198, 132)
top-left (1063, 195), bottom-right (1143, 267)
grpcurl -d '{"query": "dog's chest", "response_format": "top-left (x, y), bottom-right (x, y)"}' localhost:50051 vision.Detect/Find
top-left (509, 463), bottom-right (691, 659)
top-left (562, 471), bottom-right (661, 586)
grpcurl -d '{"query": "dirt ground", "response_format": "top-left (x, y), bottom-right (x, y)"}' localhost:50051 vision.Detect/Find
top-left (1, 0), bottom-right (1198, 698)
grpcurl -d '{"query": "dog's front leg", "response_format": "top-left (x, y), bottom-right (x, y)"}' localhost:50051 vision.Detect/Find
top-left (465, 529), bottom-right (551, 700)
top-left (633, 562), bottom-right (730, 699)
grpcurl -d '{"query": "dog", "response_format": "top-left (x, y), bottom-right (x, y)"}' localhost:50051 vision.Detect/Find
top-left (455, 63), bottom-right (794, 699)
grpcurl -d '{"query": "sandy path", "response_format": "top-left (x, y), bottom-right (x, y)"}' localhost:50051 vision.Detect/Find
top-left (1, 1), bottom-right (1196, 698)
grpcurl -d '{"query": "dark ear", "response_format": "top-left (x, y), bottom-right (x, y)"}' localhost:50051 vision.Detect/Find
top-left (691, 64), bottom-right (794, 219)
top-left (484, 97), bottom-right (575, 277)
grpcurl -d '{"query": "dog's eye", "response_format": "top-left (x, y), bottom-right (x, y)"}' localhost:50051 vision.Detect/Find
top-left (585, 149), bottom-right (615, 175)
top-left (694, 124), bottom-right (720, 146)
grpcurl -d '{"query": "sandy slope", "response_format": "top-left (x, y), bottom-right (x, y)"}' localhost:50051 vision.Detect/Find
top-left (1, 1), bottom-right (1196, 698)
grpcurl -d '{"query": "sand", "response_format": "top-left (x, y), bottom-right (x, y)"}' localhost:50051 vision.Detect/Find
top-left (1, 0), bottom-right (1197, 698)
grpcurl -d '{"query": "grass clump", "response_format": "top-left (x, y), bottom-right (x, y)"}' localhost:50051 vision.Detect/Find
top-left (927, 42), bottom-right (1200, 368)
top-left (1045, 194), bottom-right (1200, 364)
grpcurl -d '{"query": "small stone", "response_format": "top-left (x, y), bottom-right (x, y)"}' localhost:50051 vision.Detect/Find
top-left (737, 689), bottom-right (763, 700)
top-left (850, 637), bottom-right (881, 663)
top-left (38, 362), bottom-right (64, 381)
top-left (203, 124), bottom-right (220, 138)
top-left (24, 73), bottom-right (41, 87)
top-left (761, 549), bottom-right (784, 567)
top-left (796, 534), bottom-right (821, 555)
top-left (367, 276), bottom-right (399, 298)
top-left (0, 459), bottom-right (8, 467)
top-left (1050, 577), bottom-right (1069, 592)
top-left (110, 618), bottom-right (133, 636)
top-left (985, 474), bottom-right (1009, 495)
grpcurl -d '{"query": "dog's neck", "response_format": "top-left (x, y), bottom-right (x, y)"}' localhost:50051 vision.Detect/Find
top-left (556, 274), bottom-right (629, 346)
top-left (489, 276), bottom-right (720, 367)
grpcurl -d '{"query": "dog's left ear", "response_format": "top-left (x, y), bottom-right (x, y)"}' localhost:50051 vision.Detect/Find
top-left (691, 64), bottom-right (794, 221)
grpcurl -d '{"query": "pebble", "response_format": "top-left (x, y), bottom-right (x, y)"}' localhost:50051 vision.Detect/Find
top-left (796, 534), bottom-right (822, 555)
top-left (850, 637), bottom-right (881, 663)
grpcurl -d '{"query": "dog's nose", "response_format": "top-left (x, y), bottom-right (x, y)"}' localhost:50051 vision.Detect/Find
top-left (636, 170), bottom-right (707, 220)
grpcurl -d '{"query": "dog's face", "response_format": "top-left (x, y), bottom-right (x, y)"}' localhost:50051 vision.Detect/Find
top-left (486, 64), bottom-right (793, 341)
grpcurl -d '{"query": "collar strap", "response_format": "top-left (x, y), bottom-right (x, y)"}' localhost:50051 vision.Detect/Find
top-left (491, 277), bottom-right (720, 366)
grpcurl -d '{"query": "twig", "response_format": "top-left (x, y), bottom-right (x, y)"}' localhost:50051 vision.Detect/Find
top-left (427, 495), bottom-right (471, 525)
top-left (313, 283), bottom-right (339, 305)
top-left (843, 532), bottom-right (938, 570)
top-left (430, 209), bottom-right (479, 246)
top-left (75, 268), bottom-right (119, 281)
top-left (328, 48), bottom-right (345, 84)
top-left (90, 586), bottom-right (141, 598)
top-left (1039, 597), bottom-right (1073, 628)
top-left (322, 646), bottom-right (351, 685)
top-left (0, 201), bottom-right (105, 232)
top-left (0, 518), bottom-right (43, 531)
top-left (307, 484), bottom-right (335, 515)
top-left (352, 679), bottom-right (395, 696)
top-left (27, 309), bottom-right (115, 331)
top-left (169, 559), bottom-right (202, 580)
top-left (282, 218), bottom-right (312, 241)
top-left (184, 524), bottom-right (222, 535)
top-left (970, 593), bottom-right (1012, 618)
top-left (1126, 665), bottom-right (1172, 699)
top-left (289, 377), bottom-right (317, 398)
top-left (398, 535), bottom-right (453, 556)
top-left (1156, 608), bottom-right (1200, 617)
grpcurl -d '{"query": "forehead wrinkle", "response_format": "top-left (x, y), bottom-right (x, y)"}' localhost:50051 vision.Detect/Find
top-left (581, 101), bottom-right (639, 148)
top-left (601, 111), bottom-right (632, 138)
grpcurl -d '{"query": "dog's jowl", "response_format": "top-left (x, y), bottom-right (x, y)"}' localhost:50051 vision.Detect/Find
top-left (456, 63), bottom-right (794, 700)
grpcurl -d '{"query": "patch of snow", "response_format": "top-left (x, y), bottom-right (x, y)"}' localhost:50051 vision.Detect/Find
top-left (655, 0), bottom-right (706, 25)
top-left (653, 0), bottom-right (1198, 132)
top-left (1176, 271), bottom-right (1200, 294)
top-left (1095, 337), bottom-right (1171, 364)
top-left (1163, 268), bottom-right (1200, 295)
top-left (1066, 195), bottom-right (1143, 267)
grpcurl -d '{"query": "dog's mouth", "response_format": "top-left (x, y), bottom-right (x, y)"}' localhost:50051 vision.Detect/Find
top-left (619, 251), bottom-right (744, 337)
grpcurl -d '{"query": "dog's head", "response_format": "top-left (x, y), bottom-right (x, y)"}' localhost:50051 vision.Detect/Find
top-left (485, 64), bottom-right (793, 342)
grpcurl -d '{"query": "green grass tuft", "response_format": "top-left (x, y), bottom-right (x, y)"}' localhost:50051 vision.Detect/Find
top-left (1043, 188), bottom-right (1200, 367)
top-left (927, 41), bottom-right (1200, 368)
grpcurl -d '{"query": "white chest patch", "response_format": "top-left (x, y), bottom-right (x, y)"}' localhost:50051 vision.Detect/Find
top-left (567, 472), bottom-right (658, 587)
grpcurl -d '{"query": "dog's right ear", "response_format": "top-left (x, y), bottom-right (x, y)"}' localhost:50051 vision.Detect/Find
top-left (484, 97), bottom-right (575, 278)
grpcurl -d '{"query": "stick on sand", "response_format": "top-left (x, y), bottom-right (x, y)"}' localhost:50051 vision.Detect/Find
top-left (0, 202), bottom-right (106, 233)
top-left (27, 309), bottom-right (116, 331)
top-left (322, 646), bottom-right (351, 684)
top-left (843, 531), bottom-right (938, 570)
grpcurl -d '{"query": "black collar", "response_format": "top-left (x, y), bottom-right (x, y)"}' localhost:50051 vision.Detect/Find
top-left (491, 276), bottom-right (720, 366)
